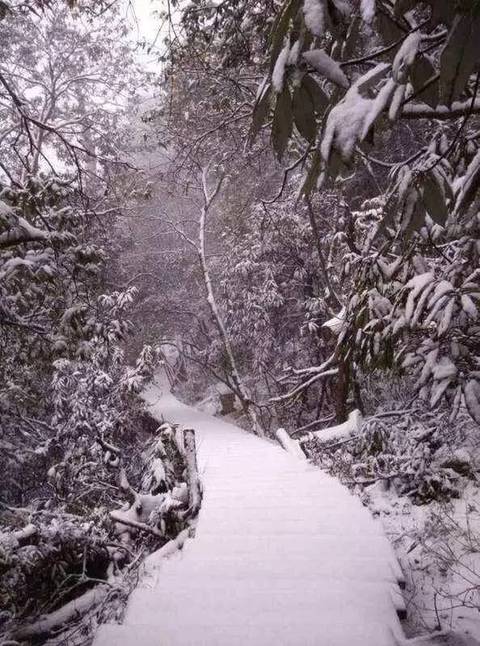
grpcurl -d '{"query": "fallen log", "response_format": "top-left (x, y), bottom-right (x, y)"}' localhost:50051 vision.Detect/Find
top-left (0, 523), bottom-right (37, 549)
top-left (13, 523), bottom-right (37, 543)
top-left (110, 510), bottom-right (164, 537)
top-left (276, 428), bottom-right (307, 460)
top-left (299, 409), bottom-right (363, 444)
top-left (14, 584), bottom-right (110, 640)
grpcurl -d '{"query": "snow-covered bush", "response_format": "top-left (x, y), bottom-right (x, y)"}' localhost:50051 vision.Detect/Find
top-left (0, 417), bottom-right (194, 642)
top-left (307, 411), bottom-right (476, 505)
top-left (410, 502), bottom-right (480, 631)
top-left (0, 176), bottom-right (153, 499)
top-left (0, 175), bottom-right (168, 639)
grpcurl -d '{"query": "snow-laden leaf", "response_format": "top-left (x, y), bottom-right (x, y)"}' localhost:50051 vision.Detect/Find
top-left (303, 0), bottom-right (326, 37)
top-left (417, 347), bottom-right (439, 386)
top-left (432, 356), bottom-right (457, 381)
top-left (377, 256), bottom-right (402, 280)
top-left (461, 294), bottom-right (477, 319)
top-left (411, 279), bottom-right (436, 327)
top-left (356, 62), bottom-right (390, 94)
top-left (303, 49), bottom-right (349, 89)
top-left (320, 87), bottom-right (371, 162)
top-left (288, 40), bottom-right (301, 65)
top-left (396, 166), bottom-right (413, 204)
top-left (0, 199), bottom-right (12, 218)
top-left (402, 351), bottom-right (421, 369)
top-left (361, 78), bottom-right (396, 140)
top-left (124, 371), bottom-right (144, 393)
top-left (454, 148), bottom-right (480, 216)
top-left (404, 272), bottom-right (434, 323)
top-left (392, 314), bottom-right (406, 335)
top-left (437, 295), bottom-right (455, 336)
top-left (388, 83), bottom-right (406, 121)
top-left (425, 280), bottom-right (454, 323)
top-left (392, 32), bottom-right (421, 83)
top-left (272, 42), bottom-right (290, 93)
top-left (360, 0), bottom-right (375, 23)
top-left (402, 191), bottom-right (425, 236)
top-left (368, 290), bottom-right (391, 317)
top-left (269, 0), bottom-right (301, 71)
top-left (430, 377), bottom-right (451, 407)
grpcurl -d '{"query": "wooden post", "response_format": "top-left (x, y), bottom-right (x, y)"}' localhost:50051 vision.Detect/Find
top-left (276, 428), bottom-right (307, 461)
top-left (183, 428), bottom-right (202, 516)
top-left (219, 392), bottom-right (235, 415)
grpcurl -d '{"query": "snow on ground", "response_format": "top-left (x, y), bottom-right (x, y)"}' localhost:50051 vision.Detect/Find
top-left (94, 374), bottom-right (406, 646)
top-left (196, 382), bottom-right (241, 416)
top-left (364, 481), bottom-right (480, 644)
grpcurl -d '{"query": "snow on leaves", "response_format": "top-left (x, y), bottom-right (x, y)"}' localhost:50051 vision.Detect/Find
top-left (325, 184), bottom-right (480, 424)
top-left (392, 262), bottom-right (480, 420)
top-left (320, 87), bottom-right (371, 163)
top-left (272, 42), bottom-right (290, 93)
top-left (302, 49), bottom-right (349, 90)
top-left (303, 0), bottom-right (326, 37)
top-left (263, 0), bottom-right (480, 231)
top-left (392, 33), bottom-right (422, 84)
top-left (360, 0), bottom-right (375, 24)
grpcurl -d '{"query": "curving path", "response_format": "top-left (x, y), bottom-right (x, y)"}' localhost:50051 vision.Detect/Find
top-left (94, 378), bottom-right (407, 646)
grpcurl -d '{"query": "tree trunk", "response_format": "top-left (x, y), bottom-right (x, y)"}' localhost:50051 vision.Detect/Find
top-left (197, 167), bottom-right (264, 437)
top-left (335, 358), bottom-right (350, 423)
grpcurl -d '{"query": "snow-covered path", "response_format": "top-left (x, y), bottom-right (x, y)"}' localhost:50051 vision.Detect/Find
top-left (94, 379), bottom-right (406, 646)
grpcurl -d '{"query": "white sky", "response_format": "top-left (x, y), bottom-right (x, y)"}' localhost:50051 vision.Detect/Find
top-left (130, 0), bottom-right (164, 44)
top-left (130, 0), bottom-right (184, 61)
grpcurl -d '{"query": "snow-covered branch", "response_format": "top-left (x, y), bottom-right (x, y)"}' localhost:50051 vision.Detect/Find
top-left (14, 585), bottom-right (111, 640)
top-left (401, 99), bottom-right (480, 120)
top-left (299, 409), bottom-right (363, 444)
top-left (0, 216), bottom-right (50, 249)
top-left (270, 368), bottom-right (338, 403)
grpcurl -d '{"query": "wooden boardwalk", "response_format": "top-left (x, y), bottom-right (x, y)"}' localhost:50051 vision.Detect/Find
top-left (94, 380), bottom-right (406, 646)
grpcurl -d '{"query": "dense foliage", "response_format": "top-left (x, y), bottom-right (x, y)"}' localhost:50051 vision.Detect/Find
top-left (2, 0), bottom-right (480, 639)
top-left (0, 3), bottom-right (175, 641)
top-left (141, 0), bottom-right (480, 432)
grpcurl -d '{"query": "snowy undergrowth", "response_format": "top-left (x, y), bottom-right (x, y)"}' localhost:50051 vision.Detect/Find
top-left (0, 410), bottom-right (194, 645)
top-left (306, 398), bottom-right (480, 644)
top-left (367, 482), bottom-right (480, 642)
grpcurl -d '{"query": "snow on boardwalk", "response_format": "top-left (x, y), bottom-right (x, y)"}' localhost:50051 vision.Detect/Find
top-left (95, 380), bottom-right (406, 646)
